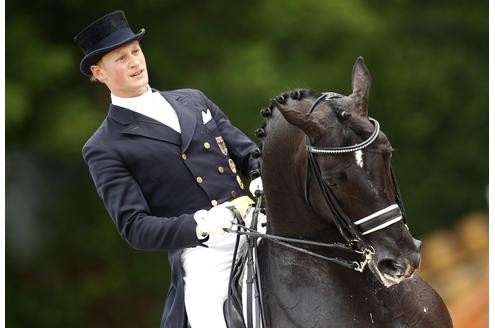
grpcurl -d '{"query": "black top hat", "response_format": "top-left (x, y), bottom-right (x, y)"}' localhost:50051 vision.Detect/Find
top-left (74, 10), bottom-right (145, 77)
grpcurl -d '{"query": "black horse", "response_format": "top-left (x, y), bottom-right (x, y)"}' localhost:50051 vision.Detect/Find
top-left (253, 57), bottom-right (452, 327)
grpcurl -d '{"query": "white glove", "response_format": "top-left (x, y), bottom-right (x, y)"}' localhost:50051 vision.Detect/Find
top-left (249, 177), bottom-right (263, 197)
top-left (194, 204), bottom-right (235, 239)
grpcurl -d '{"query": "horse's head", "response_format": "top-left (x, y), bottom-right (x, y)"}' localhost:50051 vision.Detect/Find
top-left (263, 57), bottom-right (421, 287)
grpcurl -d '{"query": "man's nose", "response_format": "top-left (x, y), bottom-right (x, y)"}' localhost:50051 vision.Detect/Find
top-left (129, 56), bottom-right (140, 67)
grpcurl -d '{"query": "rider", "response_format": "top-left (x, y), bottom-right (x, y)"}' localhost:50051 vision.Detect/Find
top-left (74, 10), bottom-right (263, 328)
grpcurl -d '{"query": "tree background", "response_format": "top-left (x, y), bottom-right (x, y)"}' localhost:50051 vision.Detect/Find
top-left (6, 0), bottom-right (487, 327)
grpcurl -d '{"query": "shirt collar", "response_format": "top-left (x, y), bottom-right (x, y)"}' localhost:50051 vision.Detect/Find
top-left (110, 85), bottom-right (154, 112)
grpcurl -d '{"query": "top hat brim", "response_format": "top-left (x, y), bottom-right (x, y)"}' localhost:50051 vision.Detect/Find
top-left (79, 28), bottom-right (145, 77)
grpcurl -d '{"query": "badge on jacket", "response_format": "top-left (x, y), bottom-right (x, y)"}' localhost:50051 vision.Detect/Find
top-left (236, 175), bottom-right (244, 189)
top-left (216, 136), bottom-right (228, 156)
top-left (228, 158), bottom-right (237, 173)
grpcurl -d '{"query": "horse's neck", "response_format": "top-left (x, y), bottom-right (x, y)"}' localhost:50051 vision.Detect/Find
top-left (262, 159), bottom-right (343, 242)
top-left (259, 241), bottom-right (450, 328)
top-left (258, 240), bottom-right (387, 326)
top-left (265, 198), bottom-right (342, 242)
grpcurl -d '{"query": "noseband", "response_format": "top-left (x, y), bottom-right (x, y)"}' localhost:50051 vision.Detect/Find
top-left (305, 93), bottom-right (408, 255)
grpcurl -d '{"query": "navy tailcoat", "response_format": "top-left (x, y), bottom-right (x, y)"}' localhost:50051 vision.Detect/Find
top-left (82, 88), bottom-right (260, 327)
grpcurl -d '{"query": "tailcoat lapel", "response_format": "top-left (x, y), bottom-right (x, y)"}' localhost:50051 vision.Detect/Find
top-left (109, 104), bottom-right (181, 145)
top-left (107, 90), bottom-right (199, 150)
top-left (160, 91), bottom-right (197, 153)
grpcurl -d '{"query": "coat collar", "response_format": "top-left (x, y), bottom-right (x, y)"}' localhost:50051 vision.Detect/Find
top-left (108, 90), bottom-right (197, 151)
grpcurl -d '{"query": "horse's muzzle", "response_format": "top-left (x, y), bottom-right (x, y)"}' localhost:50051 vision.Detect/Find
top-left (371, 238), bottom-right (422, 287)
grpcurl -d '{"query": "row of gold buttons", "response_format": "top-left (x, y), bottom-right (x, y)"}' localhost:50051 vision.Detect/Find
top-left (180, 150), bottom-right (237, 206)
top-left (210, 191), bottom-right (237, 207)
top-left (180, 142), bottom-right (210, 160)
top-left (182, 153), bottom-right (226, 178)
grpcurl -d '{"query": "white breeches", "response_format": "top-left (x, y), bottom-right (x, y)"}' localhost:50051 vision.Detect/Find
top-left (181, 207), bottom-right (265, 328)
top-left (182, 231), bottom-right (239, 328)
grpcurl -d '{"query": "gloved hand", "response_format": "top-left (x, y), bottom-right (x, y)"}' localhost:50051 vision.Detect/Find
top-left (194, 204), bottom-right (235, 239)
top-left (249, 177), bottom-right (263, 197)
top-left (230, 196), bottom-right (255, 218)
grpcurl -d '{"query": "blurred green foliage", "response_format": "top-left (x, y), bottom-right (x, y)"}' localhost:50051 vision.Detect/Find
top-left (6, 0), bottom-right (487, 327)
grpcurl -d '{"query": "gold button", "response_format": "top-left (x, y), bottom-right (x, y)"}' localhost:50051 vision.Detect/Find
top-left (211, 200), bottom-right (218, 206)
top-left (181, 153), bottom-right (187, 160)
top-left (196, 177), bottom-right (203, 184)
top-left (218, 166), bottom-right (225, 174)
top-left (231, 191), bottom-right (237, 198)
top-left (204, 142), bottom-right (211, 150)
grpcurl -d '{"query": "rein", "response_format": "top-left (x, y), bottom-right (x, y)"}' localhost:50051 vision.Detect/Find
top-left (228, 224), bottom-right (372, 271)
top-left (225, 193), bottom-right (373, 328)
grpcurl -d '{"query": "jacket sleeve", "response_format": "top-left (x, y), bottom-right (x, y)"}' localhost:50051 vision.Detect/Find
top-left (83, 140), bottom-right (205, 251)
top-left (196, 90), bottom-right (260, 179)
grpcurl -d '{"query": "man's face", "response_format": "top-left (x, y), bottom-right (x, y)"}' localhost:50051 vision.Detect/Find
top-left (91, 40), bottom-right (149, 97)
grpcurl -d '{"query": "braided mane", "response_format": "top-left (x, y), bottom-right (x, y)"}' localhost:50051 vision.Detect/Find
top-left (254, 89), bottom-right (319, 149)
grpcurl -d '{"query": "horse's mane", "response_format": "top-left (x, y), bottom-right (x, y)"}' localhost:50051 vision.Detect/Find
top-left (254, 89), bottom-right (320, 149)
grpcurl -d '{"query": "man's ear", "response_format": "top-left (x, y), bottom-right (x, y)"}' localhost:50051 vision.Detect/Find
top-left (90, 64), bottom-right (106, 82)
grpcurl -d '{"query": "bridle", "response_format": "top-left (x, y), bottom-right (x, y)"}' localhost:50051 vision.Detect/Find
top-left (230, 93), bottom-right (408, 272)
top-left (304, 93), bottom-right (408, 258)
top-left (226, 93), bottom-right (409, 328)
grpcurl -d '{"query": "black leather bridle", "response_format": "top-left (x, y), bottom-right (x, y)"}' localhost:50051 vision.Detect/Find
top-left (230, 93), bottom-right (408, 271)
top-left (304, 93), bottom-right (408, 256)
top-left (225, 93), bottom-right (409, 328)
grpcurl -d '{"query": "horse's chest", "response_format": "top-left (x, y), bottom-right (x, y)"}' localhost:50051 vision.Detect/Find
top-left (260, 248), bottom-right (391, 327)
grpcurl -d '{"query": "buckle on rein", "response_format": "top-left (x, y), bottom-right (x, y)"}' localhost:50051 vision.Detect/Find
top-left (353, 246), bottom-right (375, 272)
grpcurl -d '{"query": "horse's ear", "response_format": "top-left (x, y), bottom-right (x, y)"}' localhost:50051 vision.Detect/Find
top-left (350, 56), bottom-right (371, 117)
top-left (272, 100), bottom-right (324, 140)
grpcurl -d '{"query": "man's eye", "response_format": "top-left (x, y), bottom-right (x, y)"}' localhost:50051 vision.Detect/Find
top-left (116, 56), bottom-right (125, 62)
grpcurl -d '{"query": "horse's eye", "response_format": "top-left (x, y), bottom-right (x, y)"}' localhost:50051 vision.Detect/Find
top-left (323, 176), bottom-right (338, 187)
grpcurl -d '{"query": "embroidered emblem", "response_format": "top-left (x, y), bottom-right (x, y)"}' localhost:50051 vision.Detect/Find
top-left (216, 136), bottom-right (228, 156)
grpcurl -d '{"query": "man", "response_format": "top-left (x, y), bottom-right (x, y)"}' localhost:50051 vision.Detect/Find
top-left (74, 10), bottom-right (263, 328)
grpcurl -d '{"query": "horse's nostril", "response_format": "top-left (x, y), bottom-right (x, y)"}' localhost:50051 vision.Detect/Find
top-left (378, 259), bottom-right (405, 277)
top-left (378, 256), bottom-right (419, 279)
